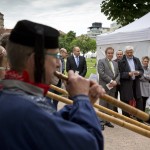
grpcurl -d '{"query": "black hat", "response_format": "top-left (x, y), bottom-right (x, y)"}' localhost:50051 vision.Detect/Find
top-left (9, 20), bottom-right (60, 83)
top-left (9, 20), bottom-right (60, 48)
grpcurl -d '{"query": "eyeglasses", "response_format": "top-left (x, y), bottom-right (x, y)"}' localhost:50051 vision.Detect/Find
top-left (45, 52), bottom-right (60, 59)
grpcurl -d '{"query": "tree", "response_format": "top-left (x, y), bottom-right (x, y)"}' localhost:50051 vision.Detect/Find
top-left (59, 34), bottom-right (66, 48)
top-left (59, 31), bottom-right (76, 53)
top-left (70, 35), bottom-right (96, 55)
top-left (100, 0), bottom-right (150, 26)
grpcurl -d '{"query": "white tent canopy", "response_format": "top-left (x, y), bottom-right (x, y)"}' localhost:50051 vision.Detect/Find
top-left (96, 12), bottom-right (150, 61)
top-left (85, 51), bottom-right (96, 58)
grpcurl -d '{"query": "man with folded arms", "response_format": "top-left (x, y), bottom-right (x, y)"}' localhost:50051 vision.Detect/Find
top-left (118, 46), bottom-right (144, 120)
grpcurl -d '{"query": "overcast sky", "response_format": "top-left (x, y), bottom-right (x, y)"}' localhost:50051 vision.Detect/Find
top-left (0, 0), bottom-right (113, 36)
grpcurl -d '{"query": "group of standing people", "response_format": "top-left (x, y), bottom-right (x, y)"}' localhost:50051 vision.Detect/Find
top-left (98, 46), bottom-right (150, 128)
top-left (55, 46), bottom-right (87, 79)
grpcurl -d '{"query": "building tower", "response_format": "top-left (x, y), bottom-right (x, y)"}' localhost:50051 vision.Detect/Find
top-left (87, 22), bottom-right (110, 39)
top-left (0, 12), bottom-right (4, 28)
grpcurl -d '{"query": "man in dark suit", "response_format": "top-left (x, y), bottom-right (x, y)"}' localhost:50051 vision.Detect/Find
top-left (66, 46), bottom-right (87, 77)
top-left (98, 47), bottom-right (120, 128)
top-left (118, 46), bottom-right (144, 119)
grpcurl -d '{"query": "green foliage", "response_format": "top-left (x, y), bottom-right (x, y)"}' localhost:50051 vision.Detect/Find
top-left (60, 32), bottom-right (96, 55)
top-left (70, 35), bottom-right (96, 55)
top-left (100, 0), bottom-right (150, 26)
top-left (85, 58), bottom-right (97, 78)
top-left (59, 31), bottom-right (76, 54)
top-left (59, 34), bottom-right (66, 48)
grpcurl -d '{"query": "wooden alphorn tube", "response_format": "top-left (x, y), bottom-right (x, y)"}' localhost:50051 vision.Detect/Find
top-left (94, 103), bottom-right (150, 131)
top-left (50, 85), bottom-right (68, 95)
top-left (54, 71), bottom-right (150, 122)
top-left (50, 84), bottom-right (150, 131)
top-left (46, 91), bottom-right (150, 138)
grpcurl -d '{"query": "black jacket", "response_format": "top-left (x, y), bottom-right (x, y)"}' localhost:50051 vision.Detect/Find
top-left (118, 55), bottom-right (144, 101)
top-left (66, 55), bottom-right (87, 77)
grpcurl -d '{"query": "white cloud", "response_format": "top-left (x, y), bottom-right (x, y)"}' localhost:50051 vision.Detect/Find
top-left (0, 0), bottom-right (112, 36)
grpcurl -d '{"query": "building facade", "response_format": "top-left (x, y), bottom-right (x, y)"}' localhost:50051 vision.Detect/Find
top-left (0, 12), bottom-right (12, 35)
top-left (109, 22), bottom-right (121, 32)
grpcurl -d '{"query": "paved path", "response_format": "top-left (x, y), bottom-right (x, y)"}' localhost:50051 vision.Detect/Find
top-left (103, 124), bottom-right (149, 150)
top-left (58, 102), bottom-right (150, 150)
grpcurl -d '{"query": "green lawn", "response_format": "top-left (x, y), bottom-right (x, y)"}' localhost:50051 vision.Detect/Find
top-left (86, 58), bottom-right (97, 78)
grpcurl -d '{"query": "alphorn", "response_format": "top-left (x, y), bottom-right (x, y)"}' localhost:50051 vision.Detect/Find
top-left (50, 84), bottom-right (150, 131)
top-left (50, 84), bottom-right (68, 95)
top-left (46, 91), bottom-right (150, 138)
top-left (54, 71), bottom-right (150, 122)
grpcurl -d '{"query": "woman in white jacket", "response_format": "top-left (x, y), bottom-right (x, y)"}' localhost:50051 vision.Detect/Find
top-left (140, 56), bottom-right (150, 111)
